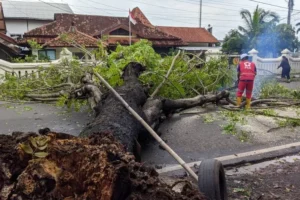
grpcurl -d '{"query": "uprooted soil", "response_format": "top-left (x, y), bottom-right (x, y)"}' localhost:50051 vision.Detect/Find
top-left (0, 131), bottom-right (205, 200)
top-left (227, 159), bottom-right (300, 200)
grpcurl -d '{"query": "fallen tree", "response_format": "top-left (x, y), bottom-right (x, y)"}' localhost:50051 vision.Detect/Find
top-left (1, 40), bottom-right (299, 200)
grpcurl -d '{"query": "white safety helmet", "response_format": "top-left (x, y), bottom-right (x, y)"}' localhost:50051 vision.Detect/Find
top-left (240, 53), bottom-right (248, 60)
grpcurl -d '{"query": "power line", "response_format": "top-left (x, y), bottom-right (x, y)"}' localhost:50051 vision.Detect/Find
top-left (37, 0), bottom-right (73, 13)
top-left (178, 0), bottom-right (290, 13)
top-left (248, 0), bottom-right (300, 12)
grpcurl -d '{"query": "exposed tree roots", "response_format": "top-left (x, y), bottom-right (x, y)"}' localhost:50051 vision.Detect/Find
top-left (0, 131), bottom-right (206, 200)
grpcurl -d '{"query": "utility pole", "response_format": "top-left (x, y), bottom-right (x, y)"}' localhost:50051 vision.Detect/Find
top-left (287, 0), bottom-right (294, 25)
top-left (199, 0), bottom-right (202, 27)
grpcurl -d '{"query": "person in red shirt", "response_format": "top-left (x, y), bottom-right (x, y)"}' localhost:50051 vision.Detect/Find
top-left (236, 54), bottom-right (257, 109)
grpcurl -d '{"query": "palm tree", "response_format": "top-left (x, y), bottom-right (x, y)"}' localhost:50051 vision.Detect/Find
top-left (238, 6), bottom-right (280, 47)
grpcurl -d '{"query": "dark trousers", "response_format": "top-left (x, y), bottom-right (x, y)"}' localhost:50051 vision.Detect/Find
top-left (281, 67), bottom-right (290, 79)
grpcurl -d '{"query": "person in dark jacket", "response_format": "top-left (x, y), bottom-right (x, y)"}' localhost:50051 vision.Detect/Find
top-left (277, 56), bottom-right (291, 83)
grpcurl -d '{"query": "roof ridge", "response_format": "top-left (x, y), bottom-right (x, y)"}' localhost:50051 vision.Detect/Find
top-left (55, 13), bottom-right (127, 19)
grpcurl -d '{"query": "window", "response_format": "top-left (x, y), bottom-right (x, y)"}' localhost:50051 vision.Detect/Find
top-left (38, 49), bottom-right (56, 60)
top-left (74, 52), bottom-right (85, 60)
top-left (110, 28), bottom-right (130, 36)
top-left (10, 34), bottom-right (23, 40)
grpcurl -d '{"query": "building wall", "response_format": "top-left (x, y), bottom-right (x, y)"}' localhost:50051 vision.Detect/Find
top-left (5, 19), bottom-right (52, 37)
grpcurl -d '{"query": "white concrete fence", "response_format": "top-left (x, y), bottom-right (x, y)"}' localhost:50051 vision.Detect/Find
top-left (0, 48), bottom-right (74, 79)
top-left (206, 48), bottom-right (300, 75)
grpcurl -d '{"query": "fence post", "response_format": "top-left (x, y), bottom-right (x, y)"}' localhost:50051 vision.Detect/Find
top-left (59, 48), bottom-right (73, 60)
top-left (281, 49), bottom-right (291, 58)
top-left (248, 49), bottom-right (258, 65)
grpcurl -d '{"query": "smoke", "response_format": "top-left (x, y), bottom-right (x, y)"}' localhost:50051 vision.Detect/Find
top-left (252, 69), bottom-right (277, 98)
top-left (255, 31), bottom-right (279, 58)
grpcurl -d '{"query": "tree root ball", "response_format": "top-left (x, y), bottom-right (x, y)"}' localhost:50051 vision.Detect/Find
top-left (0, 131), bottom-right (206, 200)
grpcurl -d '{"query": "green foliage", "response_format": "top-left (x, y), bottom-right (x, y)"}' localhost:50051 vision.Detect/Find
top-left (222, 30), bottom-right (246, 54)
top-left (277, 119), bottom-right (300, 127)
top-left (140, 56), bottom-right (233, 99)
top-left (108, 40), bottom-right (161, 70)
top-left (19, 136), bottom-right (50, 159)
top-left (27, 39), bottom-right (42, 50)
top-left (0, 60), bottom-right (89, 101)
top-left (11, 40), bottom-right (49, 63)
top-left (260, 81), bottom-right (299, 99)
top-left (262, 109), bottom-right (277, 116)
top-left (203, 114), bottom-right (215, 123)
top-left (0, 39), bottom-right (234, 110)
top-left (221, 110), bottom-right (250, 142)
top-left (222, 122), bottom-right (237, 135)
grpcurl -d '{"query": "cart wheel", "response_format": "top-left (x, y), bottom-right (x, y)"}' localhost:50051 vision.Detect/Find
top-left (198, 159), bottom-right (228, 200)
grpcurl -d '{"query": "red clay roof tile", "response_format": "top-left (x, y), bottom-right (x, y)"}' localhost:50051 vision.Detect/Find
top-left (42, 28), bottom-right (104, 47)
top-left (157, 26), bottom-right (218, 43)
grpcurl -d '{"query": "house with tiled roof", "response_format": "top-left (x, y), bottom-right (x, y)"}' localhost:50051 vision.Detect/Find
top-left (2, 1), bottom-right (73, 40)
top-left (19, 7), bottom-right (218, 60)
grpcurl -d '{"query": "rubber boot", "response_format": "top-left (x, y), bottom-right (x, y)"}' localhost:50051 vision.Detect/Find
top-left (245, 98), bottom-right (251, 109)
top-left (236, 97), bottom-right (242, 107)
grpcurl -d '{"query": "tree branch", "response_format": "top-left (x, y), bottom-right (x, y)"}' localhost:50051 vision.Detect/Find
top-left (150, 50), bottom-right (181, 98)
top-left (162, 90), bottom-right (230, 112)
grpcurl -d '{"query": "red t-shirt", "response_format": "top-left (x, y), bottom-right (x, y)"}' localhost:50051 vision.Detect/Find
top-left (237, 61), bottom-right (256, 81)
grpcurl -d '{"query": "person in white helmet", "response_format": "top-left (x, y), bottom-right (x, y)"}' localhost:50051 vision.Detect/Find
top-left (236, 54), bottom-right (257, 109)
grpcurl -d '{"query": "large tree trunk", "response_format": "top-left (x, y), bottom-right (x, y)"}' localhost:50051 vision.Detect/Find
top-left (80, 62), bottom-right (149, 154)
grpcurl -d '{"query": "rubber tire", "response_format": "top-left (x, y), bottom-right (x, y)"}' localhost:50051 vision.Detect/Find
top-left (198, 159), bottom-right (228, 200)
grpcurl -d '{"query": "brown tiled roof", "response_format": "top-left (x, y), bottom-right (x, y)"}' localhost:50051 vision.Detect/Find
top-left (107, 37), bottom-right (185, 46)
top-left (131, 7), bottom-right (153, 27)
top-left (157, 26), bottom-right (219, 43)
top-left (23, 11), bottom-right (185, 47)
top-left (25, 13), bottom-right (180, 40)
top-left (0, 32), bottom-right (16, 44)
top-left (43, 28), bottom-right (103, 47)
top-left (0, 32), bottom-right (18, 54)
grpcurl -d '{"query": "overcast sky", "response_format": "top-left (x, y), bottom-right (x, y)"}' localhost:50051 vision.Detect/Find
top-left (9, 0), bottom-right (300, 40)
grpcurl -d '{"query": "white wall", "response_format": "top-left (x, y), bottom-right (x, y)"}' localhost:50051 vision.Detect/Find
top-left (5, 19), bottom-right (52, 36)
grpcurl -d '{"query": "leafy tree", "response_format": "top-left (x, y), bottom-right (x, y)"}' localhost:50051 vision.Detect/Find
top-left (222, 6), bottom-right (299, 57)
top-left (238, 5), bottom-right (279, 49)
top-left (221, 30), bottom-right (246, 54)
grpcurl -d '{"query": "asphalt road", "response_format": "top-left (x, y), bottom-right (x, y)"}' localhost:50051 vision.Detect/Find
top-left (0, 102), bottom-right (92, 135)
top-left (0, 80), bottom-right (299, 168)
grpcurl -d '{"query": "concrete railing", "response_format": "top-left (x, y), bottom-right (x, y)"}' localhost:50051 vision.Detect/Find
top-left (0, 48), bottom-right (75, 79)
top-left (249, 48), bottom-right (300, 75)
top-left (206, 48), bottom-right (300, 75)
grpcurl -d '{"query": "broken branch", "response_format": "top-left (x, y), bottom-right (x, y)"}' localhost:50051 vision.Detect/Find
top-left (150, 50), bottom-right (181, 98)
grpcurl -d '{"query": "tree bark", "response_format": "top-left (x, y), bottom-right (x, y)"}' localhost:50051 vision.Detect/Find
top-left (80, 62), bottom-right (149, 154)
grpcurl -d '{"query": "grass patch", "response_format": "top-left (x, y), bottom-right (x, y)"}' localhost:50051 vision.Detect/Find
top-left (203, 114), bottom-right (215, 124)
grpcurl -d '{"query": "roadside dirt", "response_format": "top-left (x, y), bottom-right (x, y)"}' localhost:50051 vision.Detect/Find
top-left (227, 159), bottom-right (300, 200)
